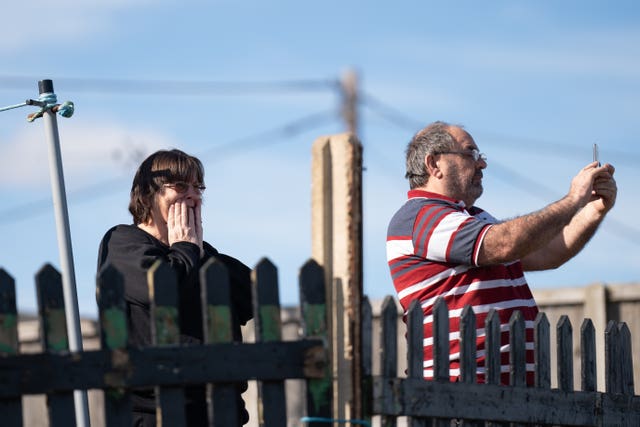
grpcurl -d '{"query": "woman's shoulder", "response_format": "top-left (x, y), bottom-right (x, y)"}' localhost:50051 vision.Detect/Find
top-left (203, 243), bottom-right (250, 274)
top-left (100, 224), bottom-right (157, 248)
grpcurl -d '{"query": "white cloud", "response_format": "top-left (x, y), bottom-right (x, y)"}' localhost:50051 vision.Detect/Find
top-left (0, 1), bottom-right (159, 53)
top-left (0, 118), bottom-right (175, 189)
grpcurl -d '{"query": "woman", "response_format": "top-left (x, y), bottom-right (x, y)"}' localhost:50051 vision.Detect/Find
top-left (97, 149), bottom-right (252, 426)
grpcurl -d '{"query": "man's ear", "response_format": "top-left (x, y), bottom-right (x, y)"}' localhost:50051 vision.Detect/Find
top-left (425, 153), bottom-right (443, 179)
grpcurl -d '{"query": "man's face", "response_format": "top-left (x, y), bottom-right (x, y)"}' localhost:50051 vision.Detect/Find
top-left (439, 127), bottom-right (487, 206)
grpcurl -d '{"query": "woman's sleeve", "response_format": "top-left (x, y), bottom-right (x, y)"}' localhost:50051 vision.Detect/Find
top-left (98, 227), bottom-right (201, 306)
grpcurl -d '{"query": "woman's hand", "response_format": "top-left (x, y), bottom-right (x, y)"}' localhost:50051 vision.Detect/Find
top-left (167, 199), bottom-right (201, 250)
top-left (194, 201), bottom-right (205, 257)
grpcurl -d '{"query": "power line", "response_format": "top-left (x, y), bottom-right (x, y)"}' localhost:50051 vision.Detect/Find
top-left (0, 75), bottom-right (340, 96)
top-left (360, 91), bottom-right (640, 165)
top-left (360, 91), bottom-right (424, 130)
top-left (0, 109), bottom-right (338, 225)
top-left (198, 109), bottom-right (337, 159)
top-left (360, 91), bottom-right (640, 245)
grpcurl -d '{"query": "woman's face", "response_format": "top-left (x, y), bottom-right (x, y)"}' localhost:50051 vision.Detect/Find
top-left (150, 179), bottom-right (203, 226)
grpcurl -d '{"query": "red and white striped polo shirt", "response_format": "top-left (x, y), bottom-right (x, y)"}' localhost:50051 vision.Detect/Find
top-left (386, 190), bottom-right (538, 384)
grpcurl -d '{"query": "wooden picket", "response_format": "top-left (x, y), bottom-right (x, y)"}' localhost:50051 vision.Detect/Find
top-left (0, 259), bottom-right (329, 426)
top-left (0, 267), bottom-right (21, 427)
top-left (368, 296), bottom-right (640, 426)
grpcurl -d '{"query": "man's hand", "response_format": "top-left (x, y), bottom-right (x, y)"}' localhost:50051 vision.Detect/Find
top-left (567, 162), bottom-right (612, 209)
top-left (587, 163), bottom-right (617, 214)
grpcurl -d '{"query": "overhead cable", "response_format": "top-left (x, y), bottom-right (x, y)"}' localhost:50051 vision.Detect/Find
top-left (0, 109), bottom-right (338, 224)
top-left (0, 75), bottom-right (339, 96)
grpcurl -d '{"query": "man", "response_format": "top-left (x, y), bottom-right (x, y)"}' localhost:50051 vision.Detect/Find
top-left (386, 121), bottom-right (617, 384)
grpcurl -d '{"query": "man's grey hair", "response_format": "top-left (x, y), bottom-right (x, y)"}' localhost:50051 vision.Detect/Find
top-left (405, 121), bottom-right (459, 189)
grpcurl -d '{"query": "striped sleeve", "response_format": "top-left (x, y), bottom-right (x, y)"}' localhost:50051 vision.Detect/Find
top-left (413, 204), bottom-right (490, 265)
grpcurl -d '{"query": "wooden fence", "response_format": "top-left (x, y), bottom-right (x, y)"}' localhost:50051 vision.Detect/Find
top-left (3, 258), bottom-right (640, 426)
top-left (366, 295), bottom-right (640, 426)
top-left (0, 258), bottom-right (331, 427)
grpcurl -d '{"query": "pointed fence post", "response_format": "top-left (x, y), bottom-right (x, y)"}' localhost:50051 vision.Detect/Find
top-left (580, 319), bottom-right (597, 392)
top-left (618, 323), bottom-right (634, 395)
top-left (605, 320), bottom-right (620, 394)
top-left (200, 258), bottom-right (240, 426)
top-left (0, 268), bottom-right (22, 427)
top-left (509, 311), bottom-right (526, 388)
top-left (380, 296), bottom-right (398, 427)
top-left (360, 296), bottom-right (373, 426)
top-left (148, 260), bottom-right (185, 426)
top-left (459, 305), bottom-right (477, 384)
top-left (557, 315), bottom-right (574, 392)
top-left (299, 259), bottom-right (332, 426)
top-left (407, 299), bottom-right (428, 427)
top-left (431, 297), bottom-right (450, 427)
top-left (36, 264), bottom-right (76, 427)
top-left (534, 312), bottom-right (551, 389)
top-left (97, 264), bottom-right (132, 427)
top-left (252, 258), bottom-right (286, 426)
top-left (484, 309), bottom-right (501, 386)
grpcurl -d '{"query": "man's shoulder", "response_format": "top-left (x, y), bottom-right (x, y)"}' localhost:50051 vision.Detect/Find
top-left (388, 195), bottom-right (460, 232)
top-left (468, 206), bottom-right (497, 222)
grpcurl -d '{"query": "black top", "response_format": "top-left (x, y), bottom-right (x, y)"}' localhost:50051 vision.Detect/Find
top-left (97, 224), bottom-right (252, 423)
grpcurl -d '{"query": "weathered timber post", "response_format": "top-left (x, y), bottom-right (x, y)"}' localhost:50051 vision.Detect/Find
top-left (200, 259), bottom-right (240, 426)
top-left (584, 283), bottom-right (607, 391)
top-left (148, 260), bottom-right (186, 426)
top-left (97, 264), bottom-right (133, 427)
top-left (311, 131), bottom-right (363, 424)
top-left (36, 264), bottom-right (76, 427)
top-left (0, 268), bottom-right (21, 427)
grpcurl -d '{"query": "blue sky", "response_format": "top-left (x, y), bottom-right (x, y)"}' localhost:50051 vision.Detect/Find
top-left (1, 1), bottom-right (639, 318)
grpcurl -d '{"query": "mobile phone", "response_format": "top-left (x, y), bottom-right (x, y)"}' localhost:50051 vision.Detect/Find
top-left (593, 143), bottom-right (600, 166)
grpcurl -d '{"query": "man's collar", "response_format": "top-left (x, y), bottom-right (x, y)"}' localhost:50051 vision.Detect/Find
top-left (407, 189), bottom-right (467, 208)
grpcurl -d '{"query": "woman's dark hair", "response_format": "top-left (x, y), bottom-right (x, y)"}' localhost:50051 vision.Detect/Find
top-left (128, 149), bottom-right (205, 225)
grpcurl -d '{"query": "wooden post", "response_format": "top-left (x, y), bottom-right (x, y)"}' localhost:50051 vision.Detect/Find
top-left (407, 299), bottom-right (428, 427)
top-left (299, 259), bottom-right (332, 425)
top-left (200, 259), bottom-right (240, 427)
top-left (584, 283), bottom-right (607, 391)
top-left (379, 296), bottom-right (398, 427)
top-left (311, 132), bottom-right (363, 424)
top-left (0, 268), bottom-right (22, 427)
top-left (96, 264), bottom-right (133, 427)
top-left (36, 264), bottom-right (76, 427)
top-left (252, 258), bottom-right (286, 426)
top-left (147, 260), bottom-right (186, 426)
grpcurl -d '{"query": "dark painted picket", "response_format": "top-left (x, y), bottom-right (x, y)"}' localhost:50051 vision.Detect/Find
top-left (0, 259), bottom-right (329, 426)
top-left (368, 295), bottom-right (640, 426)
top-left (0, 268), bottom-right (21, 427)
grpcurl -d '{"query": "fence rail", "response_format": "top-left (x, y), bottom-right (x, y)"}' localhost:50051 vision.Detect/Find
top-left (0, 258), bottom-right (331, 427)
top-left (366, 295), bottom-right (640, 426)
